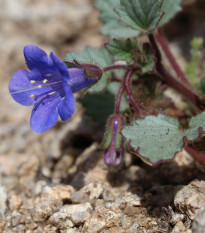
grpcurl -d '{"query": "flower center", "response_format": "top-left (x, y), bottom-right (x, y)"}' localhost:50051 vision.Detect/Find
top-left (29, 76), bottom-right (63, 101)
top-left (10, 74), bottom-right (63, 102)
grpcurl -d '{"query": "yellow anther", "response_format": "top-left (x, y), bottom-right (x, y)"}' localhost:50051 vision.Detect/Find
top-left (38, 85), bottom-right (42, 89)
top-left (30, 94), bottom-right (34, 98)
top-left (43, 79), bottom-right (48, 84)
top-left (30, 80), bottom-right (36, 84)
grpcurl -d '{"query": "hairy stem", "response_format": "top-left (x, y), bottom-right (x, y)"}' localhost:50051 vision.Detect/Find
top-left (148, 34), bottom-right (204, 110)
top-left (155, 30), bottom-right (190, 85)
top-left (184, 145), bottom-right (205, 163)
top-left (124, 70), bottom-right (142, 116)
top-left (115, 77), bottom-right (125, 114)
top-left (103, 64), bottom-right (131, 72)
top-left (113, 74), bottom-right (123, 82)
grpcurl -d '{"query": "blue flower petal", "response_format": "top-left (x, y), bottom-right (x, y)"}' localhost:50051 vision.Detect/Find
top-left (30, 94), bottom-right (61, 133)
top-left (24, 45), bottom-right (49, 74)
top-left (58, 84), bottom-right (75, 121)
top-left (9, 69), bottom-right (54, 106)
top-left (9, 69), bottom-right (35, 106)
top-left (50, 52), bottom-right (70, 83)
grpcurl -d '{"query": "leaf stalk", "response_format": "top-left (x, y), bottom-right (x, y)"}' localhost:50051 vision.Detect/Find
top-left (148, 33), bottom-right (204, 111)
top-left (155, 29), bottom-right (190, 85)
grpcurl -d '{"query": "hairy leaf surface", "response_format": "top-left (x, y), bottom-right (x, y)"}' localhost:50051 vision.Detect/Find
top-left (122, 112), bottom-right (205, 164)
top-left (106, 39), bottom-right (138, 62)
top-left (95, 0), bottom-right (139, 38)
top-left (116, 0), bottom-right (163, 32)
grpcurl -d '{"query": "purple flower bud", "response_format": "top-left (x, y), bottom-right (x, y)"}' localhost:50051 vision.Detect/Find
top-left (103, 114), bottom-right (124, 166)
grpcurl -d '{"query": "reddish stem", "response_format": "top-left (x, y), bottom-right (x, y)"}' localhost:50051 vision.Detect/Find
top-left (148, 34), bottom-right (204, 111)
top-left (103, 64), bottom-right (131, 72)
top-left (113, 74), bottom-right (123, 82)
top-left (184, 145), bottom-right (205, 163)
top-left (115, 77), bottom-right (125, 114)
top-left (155, 30), bottom-right (190, 85)
top-left (124, 70), bottom-right (142, 116)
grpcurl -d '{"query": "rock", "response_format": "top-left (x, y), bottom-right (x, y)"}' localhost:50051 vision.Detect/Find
top-left (24, 215), bottom-right (38, 232)
top-left (128, 220), bottom-right (140, 233)
top-left (0, 219), bottom-right (6, 232)
top-left (42, 225), bottom-right (58, 232)
top-left (12, 224), bottom-right (25, 232)
top-left (118, 192), bottom-right (142, 208)
top-left (32, 185), bottom-right (75, 221)
top-left (18, 155), bottom-right (40, 196)
top-left (192, 207), bottom-right (205, 233)
top-left (52, 155), bottom-right (75, 180)
top-left (33, 180), bottom-right (47, 196)
top-left (0, 186), bottom-right (7, 219)
top-left (69, 145), bottom-right (108, 189)
top-left (8, 194), bottom-right (22, 211)
top-left (102, 189), bottom-right (115, 202)
top-left (83, 205), bottom-right (121, 233)
top-left (41, 185), bottom-right (75, 201)
top-left (104, 192), bottom-right (142, 213)
top-left (10, 211), bottom-right (25, 227)
top-left (120, 215), bottom-right (139, 232)
top-left (84, 217), bottom-right (106, 233)
top-left (163, 206), bottom-right (184, 226)
top-left (0, 0), bottom-right (93, 55)
top-left (174, 180), bottom-right (205, 219)
top-left (171, 221), bottom-right (186, 233)
top-left (64, 229), bottom-right (81, 233)
top-left (32, 197), bottom-right (63, 222)
top-left (49, 203), bottom-right (93, 228)
top-left (71, 182), bottom-right (103, 204)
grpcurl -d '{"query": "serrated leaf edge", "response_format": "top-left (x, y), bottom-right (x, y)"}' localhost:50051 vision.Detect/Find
top-left (121, 112), bottom-right (205, 165)
top-left (126, 139), bottom-right (181, 166)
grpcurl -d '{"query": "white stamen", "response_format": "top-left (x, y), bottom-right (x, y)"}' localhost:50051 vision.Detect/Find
top-left (45, 73), bottom-right (52, 77)
top-left (48, 91), bottom-right (56, 95)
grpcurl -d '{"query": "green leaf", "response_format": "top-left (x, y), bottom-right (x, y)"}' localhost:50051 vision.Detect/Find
top-left (185, 112), bottom-right (205, 141)
top-left (116, 0), bottom-right (163, 32)
top-left (106, 39), bottom-right (155, 73)
top-left (79, 91), bottom-right (115, 123)
top-left (65, 47), bottom-right (113, 93)
top-left (122, 112), bottom-right (205, 164)
top-left (106, 39), bottom-right (138, 62)
top-left (159, 0), bottom-right (182, 26)
top-left (122, 114), bottom-right (184, 164)
top-left (95, 0), bottom-right (139, 38)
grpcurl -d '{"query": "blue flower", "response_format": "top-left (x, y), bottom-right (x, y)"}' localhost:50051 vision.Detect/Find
top-left (9, 45), bottom-right (100, 133)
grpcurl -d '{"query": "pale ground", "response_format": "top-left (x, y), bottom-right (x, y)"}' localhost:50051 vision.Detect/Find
top-left (0, 0), bottom-right (205, 232)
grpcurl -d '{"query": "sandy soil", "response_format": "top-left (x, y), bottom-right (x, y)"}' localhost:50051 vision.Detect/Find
top-left (0, 0), bottom-right (205, 232)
